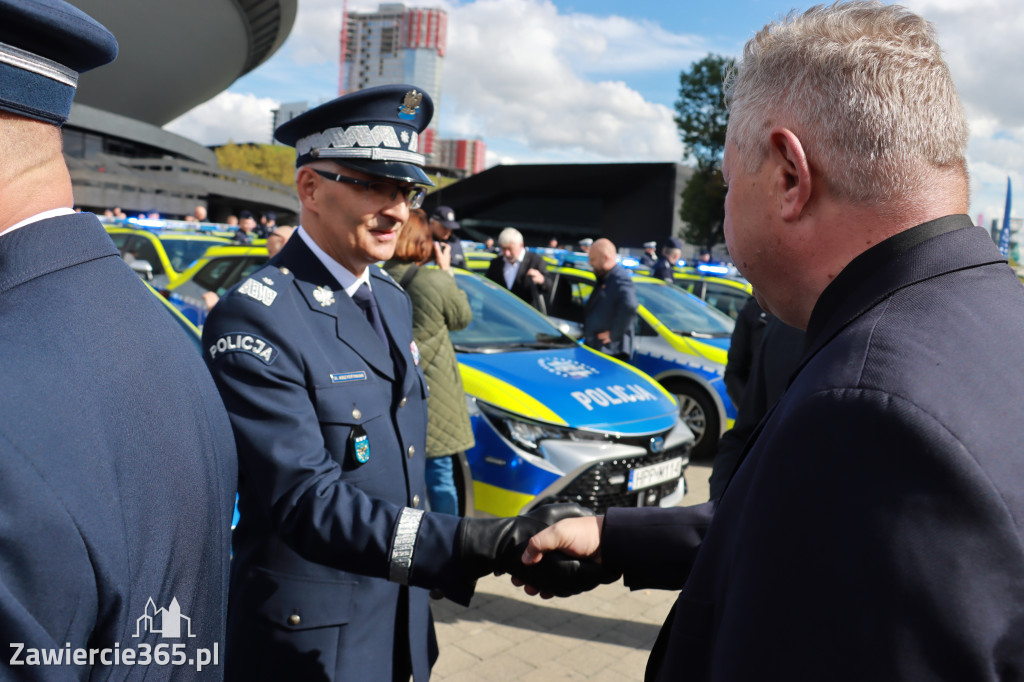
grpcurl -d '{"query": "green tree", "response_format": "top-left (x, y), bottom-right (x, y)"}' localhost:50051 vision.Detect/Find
top-left (674, 54), bottom-right (734, 252)
top-left (215, 142), bottom-right (296, 187)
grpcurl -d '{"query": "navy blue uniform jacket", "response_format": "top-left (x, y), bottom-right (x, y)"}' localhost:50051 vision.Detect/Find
top-left (584, 263), bottom-right (638, 357)
top-left (602, 216), bottom-right (1024, 680)
top-left (202, 235), bottom-right (467, 682)
top-left (0, 213), bottom-right (237, 679)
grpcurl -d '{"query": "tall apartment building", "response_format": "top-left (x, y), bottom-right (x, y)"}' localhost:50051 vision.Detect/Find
top-left (341, 3), bottom-right (447, 157)
top-left (271, 101), bottom-right (309, 143)
top-left (436, 138), bottom-right (487, 177)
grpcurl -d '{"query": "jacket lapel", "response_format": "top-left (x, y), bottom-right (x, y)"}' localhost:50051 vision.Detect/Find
top-left (371, 268), bottom-right (411, 390)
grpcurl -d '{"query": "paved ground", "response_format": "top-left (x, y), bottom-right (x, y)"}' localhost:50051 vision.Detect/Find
top-left (430, 463), bottom-right (711, 681)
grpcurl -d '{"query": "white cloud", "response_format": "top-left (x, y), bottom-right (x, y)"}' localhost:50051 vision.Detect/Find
top-left (164, 92), bottom-right (280, 146)
top-left (440, 0), bottom-right (685, 161)
top-left (903, 0), bottom-right (1024, 218)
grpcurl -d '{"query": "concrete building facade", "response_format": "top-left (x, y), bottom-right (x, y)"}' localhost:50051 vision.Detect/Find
top-left (61, 0), bottom-right (300, 221)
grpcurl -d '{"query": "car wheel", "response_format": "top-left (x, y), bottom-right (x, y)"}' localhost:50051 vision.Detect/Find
top-left (670, 384), bottom-right (720, 462)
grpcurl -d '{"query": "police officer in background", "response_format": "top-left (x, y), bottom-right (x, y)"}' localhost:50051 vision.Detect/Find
top-left (202, 85), bottom-right (601, 681)
top-left (0, 0), bottom-right (237, 675)
top-left (428, 205), bottom-right (465, 268)
top-left (639, 240), bottom-right (658, 269)
top-left (652, 236), bottom-right (683, 282)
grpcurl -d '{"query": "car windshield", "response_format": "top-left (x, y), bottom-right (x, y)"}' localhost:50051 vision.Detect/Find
top-left (635, 280), bottom-right (735, 337)
top-left (161, 238), bottom-right (222, 273)
top-left (451, 272), bottom-right (576, 352)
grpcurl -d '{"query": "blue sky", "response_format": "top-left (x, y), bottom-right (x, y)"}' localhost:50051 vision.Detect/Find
top-left (166, 0), bottom-right (1024, 226)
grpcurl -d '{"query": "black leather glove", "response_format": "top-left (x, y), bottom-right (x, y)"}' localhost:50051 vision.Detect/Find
top-left (458, 502), bottom-right (594, 580)
top-left (507, 549), bottom-right (621, 598)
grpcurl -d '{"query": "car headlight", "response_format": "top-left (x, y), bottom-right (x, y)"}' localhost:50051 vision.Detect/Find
top-left (476, 401), bottom-right (607, 452)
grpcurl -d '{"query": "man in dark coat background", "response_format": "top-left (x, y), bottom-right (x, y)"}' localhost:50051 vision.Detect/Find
top-left (0, 1), bottom-right (237, 677)
top-left (512, 2), bottom-right (1024, 679)
top-left (484, 226), bottom-right (550, 310)
top-left (583, 238), bottom-right (638, 361)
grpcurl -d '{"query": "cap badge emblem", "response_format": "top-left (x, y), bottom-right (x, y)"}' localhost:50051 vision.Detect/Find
top-left (313, 285), bottom-right (335, 307)
top-left (399, 90), bottom-right (423, 120)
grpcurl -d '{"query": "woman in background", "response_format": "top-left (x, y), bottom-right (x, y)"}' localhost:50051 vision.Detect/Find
top-left (384, 209), bottom-right (474, 514)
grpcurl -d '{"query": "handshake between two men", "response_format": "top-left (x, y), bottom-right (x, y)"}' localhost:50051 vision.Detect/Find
top-left (457, 503), bottom-right (618, 598)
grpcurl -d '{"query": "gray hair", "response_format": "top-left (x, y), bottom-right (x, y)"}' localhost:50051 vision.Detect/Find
top-left (724, 1), bottom-right (968, 204)
top-left (497, 227), bottom-right (524, 247)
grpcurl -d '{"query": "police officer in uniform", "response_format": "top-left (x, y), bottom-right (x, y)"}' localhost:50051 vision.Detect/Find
top-left (202, 85), bottom-right (605, 681)
top-left (0, 0), bottom-right (237, 676)
top-left (639, 241), bottom-right (658, 269)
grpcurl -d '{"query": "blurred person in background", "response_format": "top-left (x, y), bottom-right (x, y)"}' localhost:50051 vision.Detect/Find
top-left (265, 225), bottom-right (293, 258)
top-left (384, 208), bottom-right (474, 515)
top-left (652, 236), bottom-right (683, 283)
top-left (428, 205), bottom-right (465, 269)
top-left (583, 238), bottom-right (637, 361)
top-left (484, 226), bottom-right (550, 311)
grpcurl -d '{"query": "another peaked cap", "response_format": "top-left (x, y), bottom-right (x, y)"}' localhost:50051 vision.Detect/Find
top-left (0, 0), bottom-right (118, 125)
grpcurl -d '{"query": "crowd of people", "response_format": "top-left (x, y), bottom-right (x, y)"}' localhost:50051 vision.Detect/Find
top-left (4, 0), bottom-right (1024, 680)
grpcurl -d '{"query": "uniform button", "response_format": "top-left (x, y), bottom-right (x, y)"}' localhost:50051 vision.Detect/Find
top-left (352, 408), bottom-right (362, 420)
top-left (407, 445), bottom-right (415, 458)
top-left (279, 267), bottom-right (290, 275)
top-left (288, 614), bottom-right (301, 626)
top-left (398, 397), bottom-right (407, 408)
top-left (412, 494), bottom-right (421, 508)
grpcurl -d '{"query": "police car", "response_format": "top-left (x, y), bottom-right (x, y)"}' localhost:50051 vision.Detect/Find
top-left (161, 245), bottom-right (270, 327)
top-left (451, 271), bottom-right (692, 516)
top-left (545, 265), bottom-right (736, 460)
top-left (672, 270), bottom-right (753, 320)
top-left (105, 224), bottom-right (230, 289)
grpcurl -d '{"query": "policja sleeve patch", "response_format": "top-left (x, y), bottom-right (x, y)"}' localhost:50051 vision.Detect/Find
top-left (208, 333), bottom-right (279, 365)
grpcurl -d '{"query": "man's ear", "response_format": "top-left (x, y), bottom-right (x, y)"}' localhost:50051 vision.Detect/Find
top-left (295, 166), bottom-right (320, 213)
top-left (769, 127), bottom-right (812, 222)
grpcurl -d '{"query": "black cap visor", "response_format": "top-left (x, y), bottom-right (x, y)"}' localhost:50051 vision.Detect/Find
top-left (333, 159), bottom-right (434, 187)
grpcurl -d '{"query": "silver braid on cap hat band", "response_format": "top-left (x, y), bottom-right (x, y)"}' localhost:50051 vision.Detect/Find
top-left (388, 507), bottom-right (424, 585)
top-left (0, 41), bottom-right (78, 88)
top-left (311, 147), bottom-right (426, 165)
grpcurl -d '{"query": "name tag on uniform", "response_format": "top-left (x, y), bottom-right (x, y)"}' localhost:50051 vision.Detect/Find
top-left (331, 371), bottom-right (367, 384)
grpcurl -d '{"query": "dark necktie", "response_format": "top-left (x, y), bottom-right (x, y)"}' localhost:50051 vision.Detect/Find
top-left (351, 283), bottom-right (388, 346)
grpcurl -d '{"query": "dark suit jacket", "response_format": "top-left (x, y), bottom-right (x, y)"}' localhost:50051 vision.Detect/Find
top-left (0, 213), bottom-right (237, 678)
top-left (584, 263), bottom-right (638, 358)
top-left (203, 235), bottom-right (467, 682)
top-left (602, 215), bottom-right (1024, 680)
top-left (484, 249), bottom-right (550, 309)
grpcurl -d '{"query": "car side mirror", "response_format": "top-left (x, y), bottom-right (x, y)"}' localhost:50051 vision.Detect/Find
top-left (130, 259), bottom-right (154, 281)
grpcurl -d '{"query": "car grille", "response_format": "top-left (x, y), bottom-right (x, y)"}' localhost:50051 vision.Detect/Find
top-left (533, 443), bottom-right (690, 514)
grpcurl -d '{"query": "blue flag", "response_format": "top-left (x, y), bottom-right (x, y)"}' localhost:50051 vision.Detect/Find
top-left (998, 177), bottom-right (1012, 257)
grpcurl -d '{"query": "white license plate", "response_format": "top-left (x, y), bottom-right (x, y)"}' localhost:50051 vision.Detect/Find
top-left (627, 457), bottom-right (683, 491)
